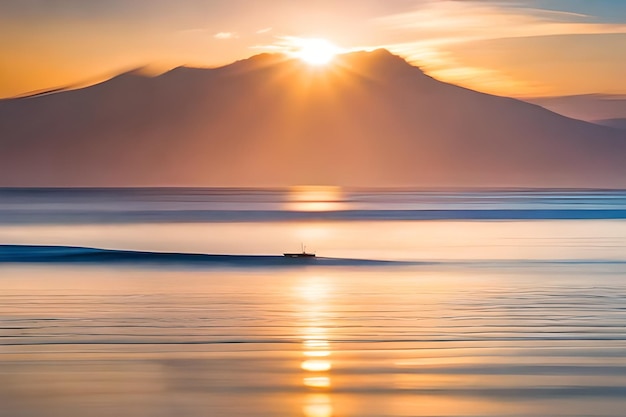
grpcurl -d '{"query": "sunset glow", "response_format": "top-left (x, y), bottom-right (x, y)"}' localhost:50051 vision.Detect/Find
top-left (1, 1), bottom-right (625, 98)
top-left (3, 1), bottom-right (626, 416)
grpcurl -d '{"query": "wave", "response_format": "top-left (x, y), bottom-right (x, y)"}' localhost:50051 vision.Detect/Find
top-left (0, 245), bottom-right (408, 267)
top-left (3, 245), bottom-right (626, 268)
top-left (3, 188), bottom-right (626, 224)
top-left (2, 209), bottom-right (626, 224)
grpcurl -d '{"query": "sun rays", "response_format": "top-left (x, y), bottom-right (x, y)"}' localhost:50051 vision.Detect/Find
top-left (291, 38), bottom-right (341, 66)
top-left (266, 36), bottom-right (344, 67)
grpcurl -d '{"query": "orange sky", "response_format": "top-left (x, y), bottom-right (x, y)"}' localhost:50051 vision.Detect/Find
top-left (1, 0), bottom-right (625, 98)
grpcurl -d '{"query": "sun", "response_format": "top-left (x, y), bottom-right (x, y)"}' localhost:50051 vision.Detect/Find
top-left (293, 38), bottom-right (340, 66)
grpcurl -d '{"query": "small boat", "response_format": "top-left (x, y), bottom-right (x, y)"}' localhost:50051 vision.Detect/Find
top-left (284, 244), bottom-right (316, 258)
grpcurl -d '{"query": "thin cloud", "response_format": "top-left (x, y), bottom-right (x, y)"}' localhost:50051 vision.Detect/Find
top-left (375, 0), bottom-right (626, 44)
top-left (214, 32), bottom-right (237, 40)
top-left (252, 35), bottom-right (348, 55)
top-left (256, 27), bottom-right (273, 34)
top-left (372, 0), bottom-right (626, 96)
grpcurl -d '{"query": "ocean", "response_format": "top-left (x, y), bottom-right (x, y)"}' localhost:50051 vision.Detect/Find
top-left (2, 188), bottom-right (626, 417)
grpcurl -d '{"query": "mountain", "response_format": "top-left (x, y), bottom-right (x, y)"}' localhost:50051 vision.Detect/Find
top-left (1, 49), bottom-right (625, 187)
top-left (594, 118), bottom-right (626, 131)
top-left (526, 94), bottom-right (626, 122)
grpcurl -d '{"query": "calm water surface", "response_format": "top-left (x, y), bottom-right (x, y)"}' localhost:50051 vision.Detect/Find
top-left (1, 189), bottom-right (626, 416)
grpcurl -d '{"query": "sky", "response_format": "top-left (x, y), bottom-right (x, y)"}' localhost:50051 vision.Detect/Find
top-left (1, 0), bottom-right (625, 98)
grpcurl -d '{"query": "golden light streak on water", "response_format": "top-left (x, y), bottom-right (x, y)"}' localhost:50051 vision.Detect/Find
top-left (297, 275), bottom-right (335, 415)
top-left (297, 278), bottom-right (332, 303)
top-left (301, 360), bottom-right (332, 372)
top-left (286, 185), bottom-right (346, 212)
top-left (303, 393), bottom-right (333, 417)
top-left (303, 376), bottom-right (332, 389)
top-left (304, 339), bottom-right (330, 349)
top-left (304, 350), bottom-right (331, 357)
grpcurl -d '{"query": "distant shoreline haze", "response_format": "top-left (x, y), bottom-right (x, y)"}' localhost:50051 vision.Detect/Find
top-left (0, 50), bottom-right (625, 188)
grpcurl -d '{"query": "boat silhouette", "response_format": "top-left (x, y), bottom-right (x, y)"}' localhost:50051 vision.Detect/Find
top-left (283, 244), bottom-right (316, 258)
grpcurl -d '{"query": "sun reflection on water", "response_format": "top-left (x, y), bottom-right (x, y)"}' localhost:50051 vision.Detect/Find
top-left (286, 185), bottom-right (347, 212)
top-left (296, 275), bottom-right (335, 416)
top-left (304, 350), bottom-right (330, 358)
top-left (303, 376), bottom-right (332, 389)
top-left (303, 393), bottom-right (333, 417)
top-left (304, 339), bottom-right (330, 349)
top-left (302, 360), bottom-right (332, 372)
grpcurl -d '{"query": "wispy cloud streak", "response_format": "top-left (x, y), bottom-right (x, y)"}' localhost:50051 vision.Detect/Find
top-left (214, 32), bottom-right (237, 40)
top-left (376, 0), bottom-right (626, 43)
top-left (372, 0), bottom-right (626, 95)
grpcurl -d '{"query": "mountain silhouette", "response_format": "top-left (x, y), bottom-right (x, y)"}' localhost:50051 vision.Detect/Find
top-left (527, 94), bottom-right (626, 122)
top-left (1, 49), bottom-right (624, 187)
top-left (595, 119), bottom-right (626, 131)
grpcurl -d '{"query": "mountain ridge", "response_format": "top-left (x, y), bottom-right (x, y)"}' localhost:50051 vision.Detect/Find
top-left (0, 49), bottom-right (624, 187)
top-left (526, 94), bottom-right (626, 122)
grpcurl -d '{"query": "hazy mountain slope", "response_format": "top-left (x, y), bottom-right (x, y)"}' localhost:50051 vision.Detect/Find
top-left (0, 50), bottom-right (624, 187)
top-left (527, 94), bottom-right (626, 122)
top-left (595, 118), bottom-right (626, 131)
